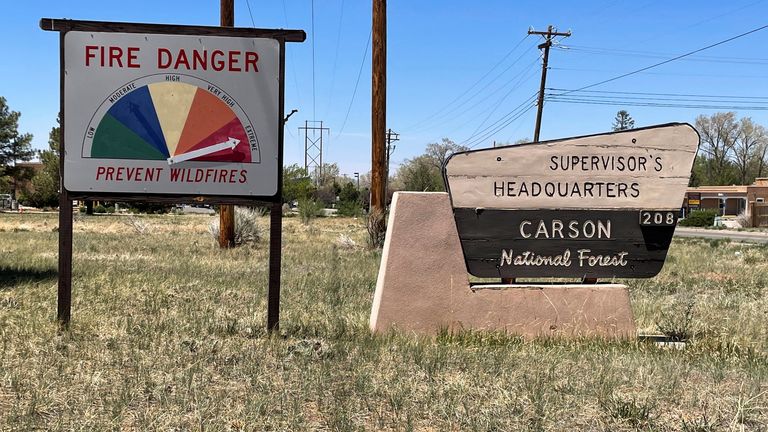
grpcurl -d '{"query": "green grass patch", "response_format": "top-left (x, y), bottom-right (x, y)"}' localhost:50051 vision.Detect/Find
top-left (0, 213), bottom-right (766, 430)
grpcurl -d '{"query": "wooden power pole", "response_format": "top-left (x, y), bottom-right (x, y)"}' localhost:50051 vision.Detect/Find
top-left (218, 0), bottom-right (236, 248)
top-left (371, 0), bottom-right (387, 212)
top-left (528, 25), bottom-right (570, 143)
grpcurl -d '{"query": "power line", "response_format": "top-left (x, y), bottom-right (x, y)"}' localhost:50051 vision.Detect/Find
top-left (464, 63), bottom-right (540, 139)
top-left (311, 0), bottom-right (316, 121)
top-left (402, 35), bottom-right (533, 131)
top-left (553, 23), bottom-right (768, 97)
top-left (548, 88), bottom-right (768, 100)
top-left (548, 66), bottom-right (768, 79)
top-left (406, 42), bottom-right (539, 134)
top-left (338, 29), bottom-right (372, 136)
top-left (467, 103), bottom-right (537, 149)
top-left (546, 97), bottom-right (768, 111)
top-left (426, 57), bottom-right (540, 137)
top-left (555, 44), bottom-right (768, 65)
top-left (323, 0), bottom-right (345, 119)
top-left (461, 92), bottom-right (538, 148)
top-left (281, 0), bottom-right (303, 110)
top-left (244, 0), bottom-right (256, 26)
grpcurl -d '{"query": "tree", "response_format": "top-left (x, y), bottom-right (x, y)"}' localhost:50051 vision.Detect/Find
top-left (0, 97), bottom-right (34, 199)
top-left (695, 112), bottom-right (739, 185)
top-left (424, 138), bottom-right (469, 170)
top-left (732, 117), bottom-right (766, 185)
top-left (314, 162), bottom-right (341, 187)
top-left (612, 110), bottom-right (635, 131)
top-left (27, 115), bottom-right (61, 207)
top-left (396, 155), bottom-right (444, 192)
top-left (282, 164), bottom-right (314, 204)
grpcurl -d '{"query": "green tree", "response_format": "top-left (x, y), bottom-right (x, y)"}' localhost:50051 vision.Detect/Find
top-left (612, 110), bottom-right (635, 131)
top-left (0, 97), bottom-right (34, 199)
top-left (27, 115), bottom-right (61, 207)
top-left (394, 138), bottom-right (467, 192)
top-left (397, 155), bottom-right (444, 192)
top-left (282, 164), bottom-right (314, 204)
top-left (695, 112), bottom-right (739, 185)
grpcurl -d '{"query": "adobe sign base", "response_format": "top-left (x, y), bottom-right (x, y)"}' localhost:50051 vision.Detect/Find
top-left (370, 192), bottom-right (636, 338)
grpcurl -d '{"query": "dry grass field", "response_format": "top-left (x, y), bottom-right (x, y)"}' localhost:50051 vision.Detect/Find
top-left (0, 212), bottom-right (766, 431)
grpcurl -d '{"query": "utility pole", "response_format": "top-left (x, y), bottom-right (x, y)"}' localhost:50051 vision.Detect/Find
top-left (385, 128), bottom-right (399, 193)
top-left (528, 25), bottom-right (570, 143)
top-left (371, 0), bottom-right (387, 212)
top-left (218, 0), bottom-right (236, 249)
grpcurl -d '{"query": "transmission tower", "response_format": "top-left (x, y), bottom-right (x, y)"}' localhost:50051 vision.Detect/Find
top-left (299, 120), bottom-right (329, 185)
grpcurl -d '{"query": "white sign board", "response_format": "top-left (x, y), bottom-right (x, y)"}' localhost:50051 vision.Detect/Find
top-left (445, 124), bottom-right (699, 210)
top-left (64, 31), bottom-right (280, 197)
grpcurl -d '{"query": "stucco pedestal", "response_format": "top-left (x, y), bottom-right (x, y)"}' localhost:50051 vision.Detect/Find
top-left (369, 192), bottom-right (636, 338)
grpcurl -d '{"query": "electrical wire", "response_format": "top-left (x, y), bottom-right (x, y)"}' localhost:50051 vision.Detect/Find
top-left (548, 66), bottom-right (768, 79)
top-left (401, 35), bottom-right (532, 131)
top-left (460, 92), bottom-right (538, 148)
top-left (406, 43), bottom-right (539, 134)
top-left (548, 88), bottom-right (768, 100)
top-left (244, 0), bottom-right (256, 27)
top-left (551, 23), bottom-right (768, 98)
top-left (555, 44), bottom-right (768, 65)
top-left (465, 64), bottom-right (540, 139)
top-left (337, 29), bottom-right (373, 136)
top-left (311, 0), bottom-right (316, 121)
top-left (323, 0), bottom-right (346, 119)
top-left (546, 97), bottom-right (768, 111)
top-left (467, 103), bottom-right (537, 149)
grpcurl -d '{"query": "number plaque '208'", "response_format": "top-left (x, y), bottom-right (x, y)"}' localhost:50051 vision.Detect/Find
top-left (443, 123), bottom-right (700, 279)
top-left (639, 211), bottom-right (677, 227)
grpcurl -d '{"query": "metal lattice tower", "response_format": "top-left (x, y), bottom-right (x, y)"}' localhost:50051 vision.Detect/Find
top-left (299, 120), bottom-right (329, 185)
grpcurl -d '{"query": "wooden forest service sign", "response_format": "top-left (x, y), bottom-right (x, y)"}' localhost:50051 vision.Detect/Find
top-left (443, 123), bottom-right (699, 279)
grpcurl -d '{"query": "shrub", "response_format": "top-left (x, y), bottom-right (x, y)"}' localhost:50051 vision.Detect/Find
top-left (94, 204), bottom-right (107, 214)
top-left (366, 207), bottom-right (387, 249)
top-left (298, 198), bottom-right (324, 224)
top-left (736, 212), bottom-right (752, 228)
top-left (679, 210), bottom-right (717, 227)
top-left (208, 207), bottom-right (264, 246)
top-left (336, 200), bottom-right (363, 217)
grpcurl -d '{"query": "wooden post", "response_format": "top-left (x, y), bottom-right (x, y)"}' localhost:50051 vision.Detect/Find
top-left (267, 38), bottom-right (287, 332)
top-left (218, 0), bottom-right (236, 249)
top-left (371, 0), bottom-right (386, 212)
top-left (57, 31), bottom-right (72, 328)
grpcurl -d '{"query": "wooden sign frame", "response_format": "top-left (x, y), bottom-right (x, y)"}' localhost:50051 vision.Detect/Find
top-left (443, 123), bottom-right (699, 280)
top-left (42, 18), bottom-right (306, 329)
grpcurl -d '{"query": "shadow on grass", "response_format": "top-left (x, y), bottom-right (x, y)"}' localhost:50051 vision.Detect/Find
top-left (0, 266), bottom-right (57, 290)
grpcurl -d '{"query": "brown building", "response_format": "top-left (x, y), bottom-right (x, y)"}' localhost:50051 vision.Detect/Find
top-left (685, 178), bottom-right (768, 217)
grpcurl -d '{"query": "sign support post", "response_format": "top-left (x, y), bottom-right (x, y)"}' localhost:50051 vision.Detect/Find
top-left (267, 39), bottom-right (286, 332)
top-left (57, 29), bottom-right (72, 328)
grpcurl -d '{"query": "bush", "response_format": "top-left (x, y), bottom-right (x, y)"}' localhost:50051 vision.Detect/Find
top-left (679, 210), bottom-right (717, 227)
top-left (94, 204), bottom-right (107, 214)
top-left (298, 198), bottom-right (324, 224)
top-left (736, 212), bottom-right (752, 228)
top-left (367, 207), bottom-right (387, 249)
top-left (336, 200), bottom-right (363, 217)
top-left (208, 207), bottom-right (263, 246)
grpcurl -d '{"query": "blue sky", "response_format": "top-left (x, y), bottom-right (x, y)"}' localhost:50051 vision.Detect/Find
top-left (3, 0), bottom-right (768, 177)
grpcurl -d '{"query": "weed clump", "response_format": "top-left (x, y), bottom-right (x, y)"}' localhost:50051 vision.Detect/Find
top-left (298, 198), bottom-right (324, 224)
top-left (208, 207), bottom-right (264, 246)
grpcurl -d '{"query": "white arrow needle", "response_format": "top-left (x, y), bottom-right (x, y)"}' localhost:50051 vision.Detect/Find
top-left (167, 137), bottom-right (240, 165)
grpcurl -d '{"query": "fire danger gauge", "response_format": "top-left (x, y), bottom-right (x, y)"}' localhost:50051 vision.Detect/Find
top-left (84, 74), bottom-right (260, 165)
